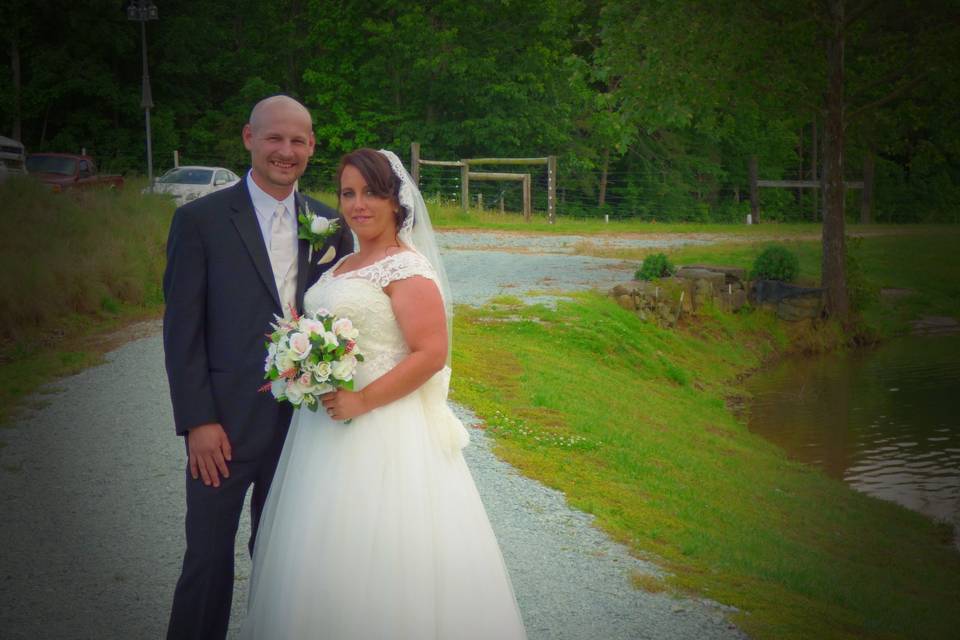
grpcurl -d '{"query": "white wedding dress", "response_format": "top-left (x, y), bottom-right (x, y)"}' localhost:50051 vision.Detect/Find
top-left (239, 251), bottom-right (527, 640)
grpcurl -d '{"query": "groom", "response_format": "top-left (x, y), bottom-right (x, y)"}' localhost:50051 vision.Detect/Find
top-left (162, 95), bottom-right (353, 640)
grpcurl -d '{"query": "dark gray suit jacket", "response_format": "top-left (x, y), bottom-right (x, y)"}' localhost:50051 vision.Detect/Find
top-left (162, 179), bottom-right (353, 461)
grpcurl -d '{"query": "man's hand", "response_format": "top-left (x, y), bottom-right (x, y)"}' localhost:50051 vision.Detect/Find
top-left (187, 423), bottom-right (232, 487)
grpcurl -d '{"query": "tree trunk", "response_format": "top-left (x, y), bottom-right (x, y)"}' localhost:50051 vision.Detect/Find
top-left (598, 148), bottom-right (609, 207)
top-left (821, 0), bottom-right (850, 322)
top-left (860, 149), bottom-right (875, 224)
top-left (11, 31), bottom-right (21, 141)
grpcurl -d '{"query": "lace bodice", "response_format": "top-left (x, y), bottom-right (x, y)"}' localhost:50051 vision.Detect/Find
top-left (304, 251), bottom-right (440, 386)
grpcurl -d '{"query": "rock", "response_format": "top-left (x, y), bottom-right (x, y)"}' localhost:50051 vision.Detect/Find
top-left (683, 264), bottom-right (748, 282)
top-left (616, 294), bottom-right (635, 311)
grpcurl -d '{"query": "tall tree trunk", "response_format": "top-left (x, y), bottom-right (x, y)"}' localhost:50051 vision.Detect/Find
top-left (860, 149), bottom-right (875, 224)
top-left (598, 147), bottom-right (610, 207)
top-left (11, 31), bottom-right (21, 141)
top-left (821, 0), bottom-right (850, 322)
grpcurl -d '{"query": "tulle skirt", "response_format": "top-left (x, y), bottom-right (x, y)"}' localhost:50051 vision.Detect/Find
top-left (239, 383), bottom-right (527, 639)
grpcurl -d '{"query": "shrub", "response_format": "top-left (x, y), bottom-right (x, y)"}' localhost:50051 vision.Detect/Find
top-left (634, 253), bottom-right (676, 280)
top-left (751, 245), bottom-right (799, 282)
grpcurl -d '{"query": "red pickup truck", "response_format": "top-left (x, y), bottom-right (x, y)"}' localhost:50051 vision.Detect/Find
top-left (26, 153), bottom-right (124, 192)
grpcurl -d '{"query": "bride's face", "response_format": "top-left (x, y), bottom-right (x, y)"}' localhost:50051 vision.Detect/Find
top-left (339, 164), bottom-right (399, 241)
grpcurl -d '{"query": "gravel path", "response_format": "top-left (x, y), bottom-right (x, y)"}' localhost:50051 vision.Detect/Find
top-left (0, 233), bottom-right (746, 639)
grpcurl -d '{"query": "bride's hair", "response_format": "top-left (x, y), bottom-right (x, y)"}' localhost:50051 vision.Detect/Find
top-left (336, 148), bottom-right (409, 228)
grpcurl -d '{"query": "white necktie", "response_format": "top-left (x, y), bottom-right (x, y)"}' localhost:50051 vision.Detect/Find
top-left (270, 203), bottom-right (296, 311)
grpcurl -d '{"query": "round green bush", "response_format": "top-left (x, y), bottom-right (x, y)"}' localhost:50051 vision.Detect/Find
top-left (751, 245), bottom-right (799, 282)
top-left (634, 253), bottom-right (676, 281)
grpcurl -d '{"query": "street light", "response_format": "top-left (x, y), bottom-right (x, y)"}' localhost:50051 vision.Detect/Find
top-left (127, 0), bottom-right (159, 186)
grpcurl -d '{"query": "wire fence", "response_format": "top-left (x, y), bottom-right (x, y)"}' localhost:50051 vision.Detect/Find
top-left (84, 148), bottom-right (870, 223)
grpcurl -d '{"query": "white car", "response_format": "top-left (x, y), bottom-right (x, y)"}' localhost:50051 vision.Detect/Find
top-left (145, 165), bottom-right (241, 204)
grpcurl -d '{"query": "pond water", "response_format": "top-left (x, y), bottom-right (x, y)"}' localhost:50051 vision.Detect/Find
top-left (745, 334), bottom-right (960, 545)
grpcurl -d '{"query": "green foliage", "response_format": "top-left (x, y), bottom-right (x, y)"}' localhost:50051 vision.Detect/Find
top-left (751, 245), bottom-right (799, 282)
top-left (634, 253), bottom-right (676, 280)
top-left (1, 0), bottom-right (957, 222)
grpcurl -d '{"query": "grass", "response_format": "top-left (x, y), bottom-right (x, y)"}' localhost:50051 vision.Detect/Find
top-left (572, 226), bottom-right (960, 337)
top-left (0, 177), bottom-right (173, 424)
top-left (3, 182), bottom-right (959, 638)
top-left (451, 293), bottom-right (960, 640)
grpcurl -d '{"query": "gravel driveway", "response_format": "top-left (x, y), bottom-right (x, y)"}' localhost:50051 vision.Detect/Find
top-left (0, 231), bottom-right (745, 639)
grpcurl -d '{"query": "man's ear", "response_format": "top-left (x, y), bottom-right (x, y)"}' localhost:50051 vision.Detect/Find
top-left (242, 124), bottom-right (254, 151)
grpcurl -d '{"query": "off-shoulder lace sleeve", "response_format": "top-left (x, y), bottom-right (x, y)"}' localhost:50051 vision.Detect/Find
top-left (364, 251), bottom-right (439, 288)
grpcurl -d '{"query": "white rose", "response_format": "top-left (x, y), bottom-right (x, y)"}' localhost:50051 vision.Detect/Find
top-left (276, 349), bottom-right (296, 374)
top-left (288, 332), bottom-right (312, 360)
top-left (270, 379), bottom-right (287, 400)
top-left (310, 216), bottom-right (331, 235)
top-left (331, 355), bottom-right (357, 381)
top-left (332, 318), bottom-right (359, 340)
top-left (298, 372), bottom-right (313, 388)
top-left (309, 360), bottom-right (332, 381)
top-left (285, 380), bottom-right (305, 405)
top-left (322, 331), bottom-right (340, 349)
top-left (311, 307), bottom-right (332, 319)
top-left (264, 342), bottom-right (277, 372)
top-left (298, 318), bottom-right (324, 336)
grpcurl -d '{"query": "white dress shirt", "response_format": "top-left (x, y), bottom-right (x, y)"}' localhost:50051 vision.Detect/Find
top-left (246, 171), bottom-right (299, 308)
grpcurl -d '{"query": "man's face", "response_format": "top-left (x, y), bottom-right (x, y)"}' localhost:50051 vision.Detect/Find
top-left (242, 103), bottom-right (315, 199)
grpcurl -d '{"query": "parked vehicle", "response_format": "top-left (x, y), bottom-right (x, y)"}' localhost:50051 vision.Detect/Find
top-left (145, 166), bottom-right (241, 205)
top-left (0, 136), bottom-right (27, 183)
top-left (26, 153), bottom-right (124, 192)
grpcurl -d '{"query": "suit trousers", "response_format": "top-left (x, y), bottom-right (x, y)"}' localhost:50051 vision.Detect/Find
top-left (166, 435), bottom-right (285, 640)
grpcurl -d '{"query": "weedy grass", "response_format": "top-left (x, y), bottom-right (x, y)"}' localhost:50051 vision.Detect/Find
top-left (0, 177), bottom-right (172, 424)
top-left (451, 293), bottom-right (960, 640)
top-left (575, 228), bottom-right (960, 337)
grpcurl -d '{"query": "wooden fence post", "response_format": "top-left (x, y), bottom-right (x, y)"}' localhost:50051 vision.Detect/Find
top-left (410, 142), bottom-right (420, 185)
top-left (811, 114), bottom-right (819, 221)
top-left (173, 149), bottom-right (179, 168)
top-left (749, 156), bottom-right (760, 224)
top-left (522, 174), bottom-right (532, 222)
top-left (460, 162), bottom-right (469, 210)
top-left (547, 155), bottom-right (557, 224)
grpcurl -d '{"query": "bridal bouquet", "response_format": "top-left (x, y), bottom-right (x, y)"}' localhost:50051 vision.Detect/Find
top-left (260, 307), bottom-right (363, 411)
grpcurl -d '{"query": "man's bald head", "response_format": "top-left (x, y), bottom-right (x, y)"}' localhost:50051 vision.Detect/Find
top-left (248, 95), bottom-right (313, 132)
top-left (242, 95), bottom-right (316, 200)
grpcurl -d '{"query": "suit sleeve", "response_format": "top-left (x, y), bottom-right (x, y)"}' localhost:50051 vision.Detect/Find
top-left (162, 207), bottom-right (219, 435)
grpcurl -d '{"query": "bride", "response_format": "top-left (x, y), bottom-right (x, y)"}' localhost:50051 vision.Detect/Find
top-left (239, 149), bottom-right (527, 639)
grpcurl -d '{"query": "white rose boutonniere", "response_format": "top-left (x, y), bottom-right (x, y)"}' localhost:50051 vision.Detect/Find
top-left (298, 202), bottom-right (341, 261)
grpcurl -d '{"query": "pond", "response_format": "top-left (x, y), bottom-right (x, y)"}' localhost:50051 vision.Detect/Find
top-left (745, 334), bottom-right (960, 547)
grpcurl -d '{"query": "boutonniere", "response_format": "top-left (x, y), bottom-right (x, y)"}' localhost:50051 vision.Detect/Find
top-left (298, 203), bottom-right (341, 260)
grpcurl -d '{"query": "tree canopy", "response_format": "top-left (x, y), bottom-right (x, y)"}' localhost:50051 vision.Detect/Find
top-left (2, 0), bottom-right (957, 224)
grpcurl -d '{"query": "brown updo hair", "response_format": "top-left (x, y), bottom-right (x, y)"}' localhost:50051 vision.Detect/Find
top-left (336, 148), bottom-right (408, 228)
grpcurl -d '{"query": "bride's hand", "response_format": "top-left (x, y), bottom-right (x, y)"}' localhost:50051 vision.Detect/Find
top-left (321, 389), bottom-right (368, 421)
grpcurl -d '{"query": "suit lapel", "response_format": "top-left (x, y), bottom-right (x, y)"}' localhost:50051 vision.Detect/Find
top-left (294, 192), bottom-right (311, 311)
top-left (229, 180), bottom-right (283, 312)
